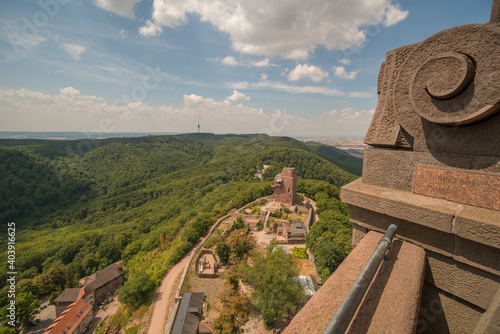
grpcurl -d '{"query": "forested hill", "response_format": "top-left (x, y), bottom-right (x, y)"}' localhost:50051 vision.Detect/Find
top-left (0, 133), bottom-right (361, 313)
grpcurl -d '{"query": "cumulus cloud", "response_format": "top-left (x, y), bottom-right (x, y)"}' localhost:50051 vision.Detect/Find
top-left (333, 66), bottom-right (359, 80)
top-left (0, 87), bottom-right (267, 133)
top-left (226, 90), bottom-right (250, 101)
top-left (221, 56), bottom-right (239, 66)
top-left (94, 0), bottom-right (142, 19)
top-left (339, 58), bottom-right (351, 65)
top-left (260, 73), bottom-right (267, 80)
top-left (384, 4), bottom-right (409, 27)
top-left (288, 64), bottom-right (329, 82)
top-left (61, 43), bottom-right (85, 61)
top-left (139, 20), bottom-right (163, 36)
top-left (142, 0), bottom-right (409, 60)
top-left (251, 59), bottom-right (273, 67)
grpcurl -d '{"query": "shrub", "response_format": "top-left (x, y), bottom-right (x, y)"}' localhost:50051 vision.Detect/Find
top-left (292, 247), bottom-right (307, 259)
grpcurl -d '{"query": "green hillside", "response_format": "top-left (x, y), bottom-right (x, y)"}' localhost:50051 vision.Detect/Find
top-left (0, 133), bottom-right (361, 322)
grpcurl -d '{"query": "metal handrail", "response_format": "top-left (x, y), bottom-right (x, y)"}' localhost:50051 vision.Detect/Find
top-left (322, 224), bottom-right (398, 334)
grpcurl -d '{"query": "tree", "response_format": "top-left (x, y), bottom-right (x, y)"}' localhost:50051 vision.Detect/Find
top-left (305, 208), bottom-right (352, 281)
top-left (226, 229), bottom-right (256, 263)
top-left (313, 230), bottom-right (352, 281)
top-left (0, 292), bottom-right (39, 329)
top-left (215, 241), bottom-right (231, 266)
top-left (118, 271), bottom-right (155, 308)
top-left (213, 269), bottom-right (252, 334)
top-left (242, 247), bottom-right (306, 328)
top-left (213, 293), bottom-right (252, 334)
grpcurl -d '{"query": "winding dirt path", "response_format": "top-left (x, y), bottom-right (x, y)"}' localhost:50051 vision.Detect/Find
top-left (147, 255), bottom-right (190, 334)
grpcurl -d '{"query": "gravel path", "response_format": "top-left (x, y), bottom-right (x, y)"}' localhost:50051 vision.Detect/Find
top-left (147, 255), bottom-right (190, 334)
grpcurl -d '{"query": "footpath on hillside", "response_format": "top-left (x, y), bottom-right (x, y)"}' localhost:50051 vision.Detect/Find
top-left (146, 254), bottom-right (191, 334)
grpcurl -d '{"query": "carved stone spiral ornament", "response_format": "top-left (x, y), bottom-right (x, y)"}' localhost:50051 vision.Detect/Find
top-left (409, 51), bottom-right (500, 125)
top-left (389, 23), bottom-right (500, 155)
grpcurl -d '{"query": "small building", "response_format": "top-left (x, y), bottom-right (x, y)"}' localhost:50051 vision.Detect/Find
top-left (83, 262), bottom-right (124, 306)
top-left (53, 288), bottom-right (84, 317)
top-left (43, 298), bottom-right (93, 334)
top-left (294, 275), bottom-right (319, 299)
top-left (171, 292), bottom-right (206, 334)
top-left (272, 167), bottom-right (301, 206)
top-left (289, 220), bottom-right (306, 243)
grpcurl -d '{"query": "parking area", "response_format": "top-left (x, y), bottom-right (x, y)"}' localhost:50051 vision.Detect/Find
top-left (23, 296), bottom-right (56, 334)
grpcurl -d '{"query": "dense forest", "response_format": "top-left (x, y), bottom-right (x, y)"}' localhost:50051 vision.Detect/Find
top-left (0, 133), bottom-right (361, 330)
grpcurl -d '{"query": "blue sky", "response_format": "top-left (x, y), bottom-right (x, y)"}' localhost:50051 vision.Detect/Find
top-left (0, 0), bottom-right (493, 137)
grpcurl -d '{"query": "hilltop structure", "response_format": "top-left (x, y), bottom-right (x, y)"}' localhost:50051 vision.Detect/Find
top-left (286, 2), bottom-right (500, 333)
top-left (46, 263), bottom-right (124, 334)
top-left (272, 167), bottom-right (301, 206)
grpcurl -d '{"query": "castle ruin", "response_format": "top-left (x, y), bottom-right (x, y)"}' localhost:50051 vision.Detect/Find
top-left (272, 167), bottom-right (301, 206)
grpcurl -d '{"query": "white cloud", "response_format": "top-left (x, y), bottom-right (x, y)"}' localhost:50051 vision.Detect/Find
top-left (231, 81), bottom-right (342, 96)
top-left (348, 91), bottom-right (371, 98)
top-left (251, 59), bottom-right (272, 67)
top-left (338, 108), bottom-right (375, 123)
top-left (226, 90), bottom-right (250, 101)
top-left (230, 80), bottom-right (371, 98)
top-left (322, 109), bottom-right (338, 116)
top-left (120, 29), bottom-right (127, 38)
top-left (0, 87), bottom-right (374, 136)
top-left (288, 64), bottom-right (329, 82)
top-left (339, 58), bottom-right (351, 65)
top-left (221, 56), bottom-right (239, 66)
top-left (94, 0), bottom-right (142, 19)
top-left (144, 0), bottom-right (409, 60)
top-left (61, 43), bottom-right (85, 61)
top-left (139, 20), bottom-right (163, 37)
top-left (0, 87), bottom-right (268, 133)
top-left (333, 66), bottom-right (359, 80)
top-left (384, 4), bottom-right (409, 27)
top-left (260, 73), bottom-right (267, 80)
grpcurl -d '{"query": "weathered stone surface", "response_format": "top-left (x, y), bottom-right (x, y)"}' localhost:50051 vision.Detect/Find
top-left (414, 166), bottom-right (500, 210)
top-left (491, 0), bottom-right (500, 24)
top-left (364, 44), bottom-right (418, 148)
top-left (284, 232), bottom-right (426, 334)
top-left (455, 206), bottom-right (500, 249)
top-left (365, 20), bottom-right (500, 157)
top-left (362, 147), bottom-right (500, 192)
top-left (454, 237), bottom-right (500, 276)
top-left (426, 252), bottom-right (500, 310)
top-left (418, 282), bottom-right (484, 334)
top-left (349, 206), bottom-right (455, 257)
top-left (341, 178), bottom-right (459, 233)
top-left (352, 223), bottom-right (367, 247)
top-left (342, 179), bottom-right (500, 275)
top-left (473, 286), bottom-right (500, 334)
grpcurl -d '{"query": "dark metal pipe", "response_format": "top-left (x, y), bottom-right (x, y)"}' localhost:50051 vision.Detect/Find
top-left (322, 224), bottom-right (398, 334)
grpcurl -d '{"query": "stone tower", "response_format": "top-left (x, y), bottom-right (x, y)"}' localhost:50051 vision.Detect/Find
top-left (272, 167), bottom-right (301, 206)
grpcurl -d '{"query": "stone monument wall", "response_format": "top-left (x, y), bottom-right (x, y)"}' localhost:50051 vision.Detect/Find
top-left (341, 2), bottom-right (500, 333)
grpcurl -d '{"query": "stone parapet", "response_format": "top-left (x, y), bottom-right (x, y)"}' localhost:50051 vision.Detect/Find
top-left (341, 178), bottom-right (500, 276)
top-left (284, 231), bottom-right (426, 334)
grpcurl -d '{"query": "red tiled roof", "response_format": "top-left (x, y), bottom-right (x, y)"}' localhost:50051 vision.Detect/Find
top-left (44, 298), bottom-right (92, 334)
